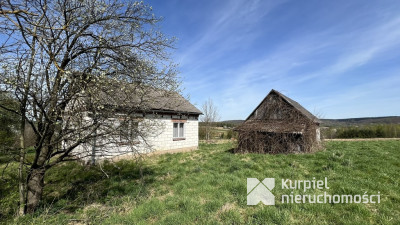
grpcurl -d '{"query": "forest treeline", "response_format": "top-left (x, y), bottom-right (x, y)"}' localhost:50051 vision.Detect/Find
top-left (322, 124), bottom-right (400, 139)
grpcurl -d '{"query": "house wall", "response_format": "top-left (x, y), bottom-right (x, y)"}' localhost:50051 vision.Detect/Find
top-left (144, 115), bottom-right (199, 152)
top-left (71, 113), bottom-right (199, 162)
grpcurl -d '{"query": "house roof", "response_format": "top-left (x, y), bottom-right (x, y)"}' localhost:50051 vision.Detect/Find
top-left (138, 90), bottom-right (202, 115)
top-left (90, 80), bottom-right (202, 115)
top-left (246, 89), bottom-right (320, 124)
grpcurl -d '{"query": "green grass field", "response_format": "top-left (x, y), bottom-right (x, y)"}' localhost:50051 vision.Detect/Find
top-left (1, 141), bottom-right (400, 224)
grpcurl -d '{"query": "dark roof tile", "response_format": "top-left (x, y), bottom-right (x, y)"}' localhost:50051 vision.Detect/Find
top-left (90, 80), bottom-right (202, 115)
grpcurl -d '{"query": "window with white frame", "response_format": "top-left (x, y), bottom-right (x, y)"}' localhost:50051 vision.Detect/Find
top-left (173, 122), bottom-right (185, 139)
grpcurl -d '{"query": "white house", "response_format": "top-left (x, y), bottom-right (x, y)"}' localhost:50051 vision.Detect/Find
top-left (69, 83), bottom-right (202, 162)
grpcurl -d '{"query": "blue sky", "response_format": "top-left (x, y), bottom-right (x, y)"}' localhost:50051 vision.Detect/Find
top-left (148, 0), bottom-right (400, 120)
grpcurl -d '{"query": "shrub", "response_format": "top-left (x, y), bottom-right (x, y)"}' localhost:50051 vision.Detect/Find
top-left (334, 124), bottom-right (400, 139)
top-left (226, 130), bottom-right (233, 139)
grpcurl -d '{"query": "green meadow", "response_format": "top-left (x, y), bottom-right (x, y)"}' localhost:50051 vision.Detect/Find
top-left (1, 140), bottom-right (399, 224)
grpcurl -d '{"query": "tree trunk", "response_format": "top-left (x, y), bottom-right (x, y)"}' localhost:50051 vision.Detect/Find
top-left (17, 21), bottom-right (37, 216)
top-left (25, 167), bottom-right (45, 214)
top-left (91, 128), bottom-right (97, 166)
top-left (17, 124), bottom-right (26, 216)
top-left (206, 125), bottom-right (211, 141)
top-left (25, 134), bottom-right (53, 213)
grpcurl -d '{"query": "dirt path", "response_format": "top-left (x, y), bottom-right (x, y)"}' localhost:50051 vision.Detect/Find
top-left (325, 138), bottom-right (400, 141)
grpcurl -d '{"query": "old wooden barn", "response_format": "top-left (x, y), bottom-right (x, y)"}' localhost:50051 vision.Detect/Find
top-left (235, 89), bottom-right (320, 153)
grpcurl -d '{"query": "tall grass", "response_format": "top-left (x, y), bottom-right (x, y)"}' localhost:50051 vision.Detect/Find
top-left (1, 140), bottom-right (399, 224)
top-left (199, 126), bottom-right (237, 140)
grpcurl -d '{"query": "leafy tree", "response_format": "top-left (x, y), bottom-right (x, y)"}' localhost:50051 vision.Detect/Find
top-left (0, 0), bottom-right (178, 214)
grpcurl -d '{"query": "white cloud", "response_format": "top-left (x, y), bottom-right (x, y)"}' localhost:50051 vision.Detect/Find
top-left (177, 0), bottom-right (286, 70)
top-left (174, 1), bottom-right (400, 120)
top-left (298, 16), bottom-right (400, 82)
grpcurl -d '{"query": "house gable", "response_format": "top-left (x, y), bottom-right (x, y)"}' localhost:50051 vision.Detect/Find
top-left (246, 89), bottom-right (319, 124)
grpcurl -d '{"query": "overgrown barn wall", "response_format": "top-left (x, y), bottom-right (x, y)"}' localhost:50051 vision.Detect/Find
top-left (236, 92), bottom-right (319, 153)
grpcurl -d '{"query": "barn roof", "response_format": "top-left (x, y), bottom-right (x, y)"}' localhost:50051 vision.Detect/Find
top-left (246, 89), bottom-right (320, 124)
top-left (235, 120), bottom-right (305, 133)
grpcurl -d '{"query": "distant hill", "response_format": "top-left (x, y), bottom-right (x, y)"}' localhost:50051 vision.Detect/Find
top-left (218, 120), bottom-right (245, 125)
top-left (320, 116), bottom-right (400, 127)
top-left (220, 116), bottom-right (400, 127)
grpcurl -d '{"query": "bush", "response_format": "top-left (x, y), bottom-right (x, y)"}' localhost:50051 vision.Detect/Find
top-left (226, 130), bottom-right (233, 139)
top-left (0, 93), bottom-right (20, 149)
top-left (334, 124), bottom-right (400, 139)
top-left (199, 126), bottom-right (207, 140)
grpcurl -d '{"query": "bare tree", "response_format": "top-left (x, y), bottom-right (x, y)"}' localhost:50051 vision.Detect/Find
top-left (0, 0), bottom-right (178, 214)
top-left (200, 98), bottom-right (220, 141)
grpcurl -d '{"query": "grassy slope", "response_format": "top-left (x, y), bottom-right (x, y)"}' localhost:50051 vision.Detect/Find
top-left (1, 141), bottom-right (399, 224)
